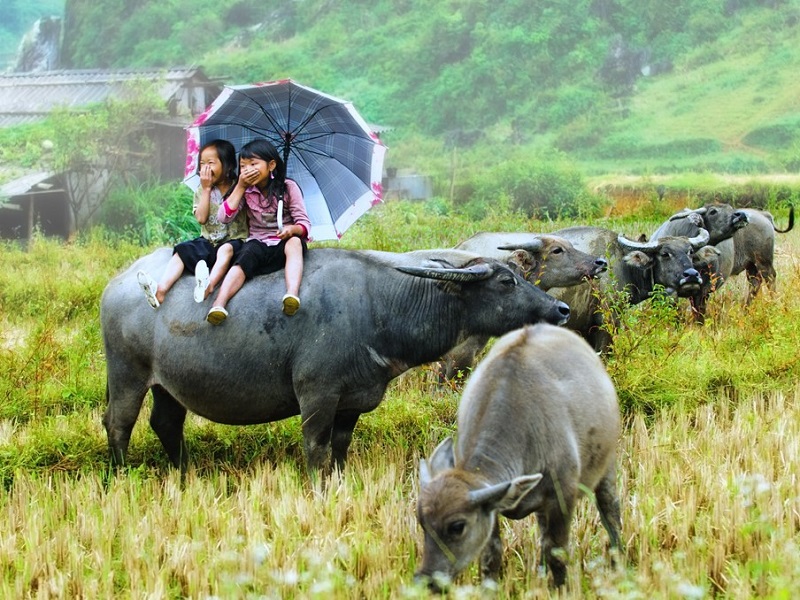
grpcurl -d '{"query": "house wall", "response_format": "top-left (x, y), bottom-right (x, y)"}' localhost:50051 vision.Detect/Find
top-left (0, 190), bottom-right (71, 240)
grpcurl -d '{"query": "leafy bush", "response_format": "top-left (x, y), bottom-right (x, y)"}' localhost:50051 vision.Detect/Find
top-left (100, 182), bottom-right (198, 246)
top-left (544, 86), bottom-right (602, 128)
top-left (595, 135), bottom-right (721, 159)
top-left (743, 119), bottom-right (800, 150)
top-left (693, 182), bottom-right (799, 210)
top-left (454, 153), bottom-right (608, 219)
top-left (0, 122), bottom-right (52, 170)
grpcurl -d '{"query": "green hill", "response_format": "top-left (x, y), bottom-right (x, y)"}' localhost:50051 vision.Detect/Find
top-left (7, 0), bottom-right (800, 193)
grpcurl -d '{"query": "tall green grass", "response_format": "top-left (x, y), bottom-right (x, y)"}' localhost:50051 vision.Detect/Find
top-left (1, 200), bottom-right (799, 596)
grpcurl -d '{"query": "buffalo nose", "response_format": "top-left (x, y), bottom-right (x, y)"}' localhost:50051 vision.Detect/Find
top-left (682, 267), bottom-right (701, 282)
top-left (733, 210), bottom-right (748, 224)
top-left (594, 257), bottom-right (609, 271)
top-left (555, 301), bottom-right (570, 325)
top-left (414, 573), bottom-right (445, 594)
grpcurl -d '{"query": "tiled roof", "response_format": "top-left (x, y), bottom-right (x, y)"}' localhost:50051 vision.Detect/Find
top-left (0, 66), bottom-right (221, 127)
top-left (0, 171), bottom-right (56, 202)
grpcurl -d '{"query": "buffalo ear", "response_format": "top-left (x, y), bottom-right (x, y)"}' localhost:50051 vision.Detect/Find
top-left (419, 459), bottom-right (432, 486)
top-left (506, 250), bottom-right (537, 278)
top-left (687, 212), bottom-right (704, 227)
top-left (468, 474), bottom-right (544, 511)
top-left (425, 437), bottom-right (456, 479)
top-left (622, 250), bottom-right (653, 269)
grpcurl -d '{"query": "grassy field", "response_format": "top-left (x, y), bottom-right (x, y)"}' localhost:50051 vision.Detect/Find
top-left (1, 201), bottom-right (799, 598)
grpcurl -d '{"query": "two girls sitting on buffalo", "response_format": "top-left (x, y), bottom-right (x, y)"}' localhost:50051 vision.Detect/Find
top-left (138, 139), bottom-right (248, 309)
top-left (205, 138), bottom-right (311, 325)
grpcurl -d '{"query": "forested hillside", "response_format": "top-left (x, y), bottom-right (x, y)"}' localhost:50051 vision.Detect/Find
top-left (7, 0), bottom-right (800, 185)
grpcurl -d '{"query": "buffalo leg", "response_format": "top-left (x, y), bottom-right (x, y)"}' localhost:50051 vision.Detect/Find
top-left (330, 410), bottom-right (362, 471)
top-left (440, 335), bottom-right (489, 382)
top-left (149, 386), bottom-right (189, 472)
top-left (327, 385), bottom-right (386, 471)
top-left (479, 517), bottom-right (504, 583)
top-left (300, 407), bottom-right (336, 474)
top-left (537, 495), bottom-right (575, 587)
top-left (745, 264), bottom-right (763, 302)
top-left (689, 293), bottom-right (708, 324)
top-left (745, 262), bottom-right (776, 302)
top-left (595, 465), bottom-right (623, 551)
top-left (103, 369), bottom-right (149, 467)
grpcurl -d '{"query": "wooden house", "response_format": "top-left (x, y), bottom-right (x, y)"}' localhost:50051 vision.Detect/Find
top-left (0, 66), bottom-right (222, 239)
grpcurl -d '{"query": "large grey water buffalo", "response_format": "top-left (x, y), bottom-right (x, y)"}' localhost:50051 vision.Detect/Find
top-left (652, 203), bottom-right (794, 304)
top-left (547, 225), bottom-right (710, 352)
top-left (415, 324), bottom-right (621, 591)
top-left (101, 247), bottom-right (570, 474)
top-left (438, 232), bottom-right (608, 380)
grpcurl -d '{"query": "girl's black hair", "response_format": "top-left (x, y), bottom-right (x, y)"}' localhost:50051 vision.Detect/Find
top-left (239, 138), bottom-right (287, 200)
top-left (197, 139), bottom-right (238, 187)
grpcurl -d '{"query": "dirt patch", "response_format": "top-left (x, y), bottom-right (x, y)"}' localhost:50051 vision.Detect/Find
top-left (1, 325), bottom-right (27, 350)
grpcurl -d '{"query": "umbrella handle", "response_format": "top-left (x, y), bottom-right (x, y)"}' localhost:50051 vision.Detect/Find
top-left (277, 199), bottom-right (283, 231)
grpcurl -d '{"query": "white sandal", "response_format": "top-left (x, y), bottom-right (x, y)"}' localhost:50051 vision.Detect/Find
top-left (137, 270), bottom-right (160, 309)
top-left (194, 260), bottom-right (210, 303)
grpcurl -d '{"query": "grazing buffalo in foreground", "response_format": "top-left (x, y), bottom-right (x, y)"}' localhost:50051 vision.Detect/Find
top-left (101, 247), bottom-right (569, 474)
top-left (652, 203), bottom-right (794, 304)
top-left (548, 226), bottom-right (710, 352)
top-left (438, 232), bottom-right (608, 380)
top-left (415, 324), bottom-right (621, 591)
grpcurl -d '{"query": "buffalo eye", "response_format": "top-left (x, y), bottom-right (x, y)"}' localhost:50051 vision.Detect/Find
top-left (447, 520), bottom-right (466, 538)
top-left (500, 275), bottom-right (517, 287)
top-left (709, 208), bottom-right (718, 215)
top-left (660, 251), bottom-right (671, 259)
top-left (550, 247), bottom-right (563, 255)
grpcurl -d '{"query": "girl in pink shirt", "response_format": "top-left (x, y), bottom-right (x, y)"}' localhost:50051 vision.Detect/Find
top-left (207, 139), bottom-right (311, 324)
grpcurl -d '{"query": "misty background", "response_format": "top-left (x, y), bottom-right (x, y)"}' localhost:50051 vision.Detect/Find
top-left (3, 0), bottom-right (800, 196)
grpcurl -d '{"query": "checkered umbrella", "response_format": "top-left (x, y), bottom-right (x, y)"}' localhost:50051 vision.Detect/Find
top-left (184, 79), bottom-right (386, 241)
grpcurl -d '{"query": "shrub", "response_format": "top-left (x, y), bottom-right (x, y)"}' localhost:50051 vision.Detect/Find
top-left (100, 182), bottom-right (198, 245)
top-left (743, 120), bottom-right (800, 150)
top-left (453, 153), bottom-right (608, 219)
top-left (595, 135), bottom-right (721, 159)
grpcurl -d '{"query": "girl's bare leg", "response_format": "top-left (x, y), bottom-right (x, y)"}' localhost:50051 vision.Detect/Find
top-left (156, 253), bottom-right (185, 304)
top-left (281, 238), bottom-right (304, 315)
top-left (284, 238), bottom-right (304, 298)
top-left (210, 265), bottom-right (246, 311)
top-left (206, 242), bottom-right (234, 299)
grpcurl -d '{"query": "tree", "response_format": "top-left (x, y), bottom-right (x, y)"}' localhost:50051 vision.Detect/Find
top-left (46, 81), bottom-right (166, 231)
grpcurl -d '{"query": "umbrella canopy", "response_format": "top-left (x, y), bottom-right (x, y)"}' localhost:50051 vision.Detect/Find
top-left (184, 79), bottom-right (386, 241)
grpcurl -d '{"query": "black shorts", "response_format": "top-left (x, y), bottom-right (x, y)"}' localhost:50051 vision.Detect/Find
top-left (174, 237), bottom-right (245, 274)
top-left (235, 238), bottom-right (308, 280)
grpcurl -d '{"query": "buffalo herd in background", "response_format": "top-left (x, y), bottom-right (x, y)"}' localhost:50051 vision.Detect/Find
top-left (414, 202), bottom-right (792, 590)
top-left (100, 202), bottom-right (793, 592)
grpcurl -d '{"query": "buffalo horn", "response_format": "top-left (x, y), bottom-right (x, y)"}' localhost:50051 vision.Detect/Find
top-left (497, 238), bottom-right (544, 253)
top-left (396, 262), bottom-right (494, 282)
top-left (668, 206), bottom-right (705, 221)
top-left (687, 227), bottom-right (710, 250)
top-left (617, 234), bottom-right (658, 252)
top-left (617, 227), bottom-right (709, 253)
top-left (468, 481), bottom-right (512, 508)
